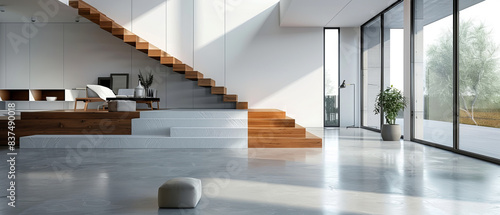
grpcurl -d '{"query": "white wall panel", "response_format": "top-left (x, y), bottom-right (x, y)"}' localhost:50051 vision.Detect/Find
top-left (194, 0), bottom-right (225, 85)
top-left (167, 0), bottom-right (194, 66)
top-left (30, 24), bottom-right (64, 89)
top-left (63, 23), bottom-right (132, 89)
top-left (226, 1), bottom-right (323, 127)
top-left (84, 0), bottom-right (132, 30)
top-left (5, 24), bottom-right (30, 89)
top-left (132, 0), bottom-right (166, 51)
top-left (0, 24), bottom-right (6, 88)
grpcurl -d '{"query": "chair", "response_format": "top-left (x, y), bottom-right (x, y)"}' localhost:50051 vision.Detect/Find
top-left (74, 85), bottom-right (116, 111)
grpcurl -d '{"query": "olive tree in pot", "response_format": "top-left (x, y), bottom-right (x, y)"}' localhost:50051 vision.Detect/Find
top-left (374, 85), bottom-right (407, 141)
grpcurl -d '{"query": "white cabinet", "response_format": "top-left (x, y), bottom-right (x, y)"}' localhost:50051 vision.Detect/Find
top-left (30, 24), bottom-right (64, 89)
top-left (5, 24), bottom-right (30, 89)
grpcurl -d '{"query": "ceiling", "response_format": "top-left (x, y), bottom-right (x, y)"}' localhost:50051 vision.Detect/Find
top-left (280, 0), bottom-right (399, 27)
top-left (0, 0), bottom-right (89, 23)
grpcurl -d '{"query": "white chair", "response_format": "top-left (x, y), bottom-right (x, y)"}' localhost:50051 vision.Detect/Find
top-left (74, 85), bottom-right (116, 111)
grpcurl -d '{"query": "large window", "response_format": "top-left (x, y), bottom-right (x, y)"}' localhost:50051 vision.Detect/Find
top-left (362, 2), bottom-right (404, 132)
top-left (383, 3), bottom-right (405, 135)
top-left (412, 0), bottom-right (500, 162)
top-left (324, 28), bottom-right (340, 127)
top-left (413, 0), bottom-right (454, 147)
top-left (458, 0), bottom-right (500, 159)
top-left (362, 17), bottom-right (382, 130)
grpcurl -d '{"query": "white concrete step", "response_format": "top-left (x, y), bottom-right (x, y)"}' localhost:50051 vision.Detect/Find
top-left (140, 109), bottom-right (247, 119)
top-left (20, 135), bottom-right (248, 148)
top-left (132, 118), bottom-right (247, 136)
top-left (170, 127), bottom-right (248, 137)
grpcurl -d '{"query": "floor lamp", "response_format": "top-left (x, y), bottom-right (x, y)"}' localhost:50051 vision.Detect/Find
top-left (340, 80), bottom-right (358, 128)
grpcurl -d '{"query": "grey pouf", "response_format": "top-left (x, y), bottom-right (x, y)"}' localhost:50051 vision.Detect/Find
top-left (158, 177), bottom-right (202, 208)
top-left (108, 100), bottom-right (136, 112)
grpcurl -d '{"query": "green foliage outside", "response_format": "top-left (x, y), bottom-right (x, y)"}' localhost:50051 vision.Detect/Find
top-left (374, 85), bottom-right (407, 125)
top-left (426, 20), bottom-right (500, 125)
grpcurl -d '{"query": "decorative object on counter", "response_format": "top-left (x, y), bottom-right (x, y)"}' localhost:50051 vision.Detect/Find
top-left (46, 97), bottom-right (57, 101)
top-left (134, 80), bottom-right (145, 98)
top-left (138, 70), bottom-right (154, 97)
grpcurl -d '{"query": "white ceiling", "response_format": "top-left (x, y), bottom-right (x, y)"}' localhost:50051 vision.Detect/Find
top-left (0, 0), bottom-right (89, 23)
top-left (280, 0), bottom-right (399, 27)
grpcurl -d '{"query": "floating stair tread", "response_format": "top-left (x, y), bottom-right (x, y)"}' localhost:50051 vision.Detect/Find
top-left (248, 109), bottom-right (286, 119)
top-left (248, 117), bottom-right (295, 127)
top-left (223, 95), bottom-right (238, 102)
top-left (185, 71), bottom-right (204, 80)
top-left (198, 79), bottom-right (216, 87)
top-left (248, 124), bottom-right (306, 138)
top-left (248, 132), bottom-right (322, 148)
top-left (236, 102), bottom-right (248, 110)
top-left (211, 87), bottom-right (227, 95)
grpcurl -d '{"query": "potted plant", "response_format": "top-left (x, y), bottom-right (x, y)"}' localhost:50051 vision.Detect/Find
top-left (138, 70), bottom-right (154, 97)
top-left (374, 85), bottom-right (407, 141)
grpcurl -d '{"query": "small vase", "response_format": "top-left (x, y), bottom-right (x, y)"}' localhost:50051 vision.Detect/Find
top-left (134, 81), bottom-right (144, 98)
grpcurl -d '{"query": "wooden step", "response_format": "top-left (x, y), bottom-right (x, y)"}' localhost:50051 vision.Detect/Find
top-left (248, 109), bottom-right (286, 119)
top-left (198, 79), bottom-right (215, 87)
top-left (173, 64), bottom-right (193, 73)
top-left (223, 95), bottom-right (238, 102)
top-left (185, 71), bottom-right (204, 80)
top-left (249, 117), bottom-right (295, 127)
top-left (136, 41), bottom-right (157, 54)
top-left (148, 49), bottom-right (168, 59)
top-left (211, 87), bottom-right (227, 95)
top-left (112, 27), bottom-right (134, 39)
top-left (160, 57), bottom-right (182, 66)
top-left (99, 19), bottom-right (118, 33)
top-left (248, 124), bottom-right (306, 138)
top-left (248, 132), bottom-right (322, 148)
top-left (236, 102), bottom-right (248, 109)
top-left (123, 35), bottom-right (139, 46)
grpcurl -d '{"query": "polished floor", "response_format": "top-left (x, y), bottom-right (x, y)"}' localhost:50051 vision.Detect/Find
top-left (1, 128), bottom-right (499, 215)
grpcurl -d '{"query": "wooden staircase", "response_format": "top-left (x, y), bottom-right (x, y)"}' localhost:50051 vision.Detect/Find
top-left (66, 0), bottom-right (321, 148)
top-left (248, 109), bottom-right (322, 148)
top-left (69, 0), bottom-right (247, 109)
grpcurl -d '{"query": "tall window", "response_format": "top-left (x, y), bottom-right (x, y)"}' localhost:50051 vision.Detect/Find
top-left (362, 18), bottom-right (382, 130)
top-left (413, 0), bottom-right (454, 147)
top-left (324, 28), bottom-right (340, 127)
top-left (383, 3), bottom-right (405, 135)
top-left (458, 0), bottom-right (500, 159)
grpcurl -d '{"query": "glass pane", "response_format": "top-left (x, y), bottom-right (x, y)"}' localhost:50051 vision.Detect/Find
top-left (362, 17), bottom-right (382, 130)
top-left (413, 0), bottom-right (454, 147)
top-left (459, 0), bottom-right (500, 159)
top-left (325, 29), bottom-right (340, 127)
top-left (383, 3), bottom-right (405, 135)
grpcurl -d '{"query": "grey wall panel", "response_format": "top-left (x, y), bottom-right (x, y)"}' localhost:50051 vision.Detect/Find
top-left (63, 23), bottom-right (132, 89)
top-left (5, 24), bottom-right (30, 89)
top-left (30, 24), bottom-right (64, 89)
top-left (0, 24), bottom-right (6, 89)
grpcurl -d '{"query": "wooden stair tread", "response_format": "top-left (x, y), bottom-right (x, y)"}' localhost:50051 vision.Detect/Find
top-left (211, 87), bottom-right (227, 95)
top-left (248, 131), bottom-right (322, 148)
top-left (248, 109), bottom-right (286, 119)
top-left (223, 95), bottom-right (238, 102)
top-left (248, 124), bottom-right (306, 138)
top-left (185, 71), bottom-right (204, 80)
top-left (198, 79), bottom-right (215, 87)
top-left (248, 117), bottom-right (295, 127)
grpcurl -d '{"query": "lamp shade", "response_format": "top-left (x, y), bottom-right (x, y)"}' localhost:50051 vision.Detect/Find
top-left (340, 80), bottom-right (346, 88)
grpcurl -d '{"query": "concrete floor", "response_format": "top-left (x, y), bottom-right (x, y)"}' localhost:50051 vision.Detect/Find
top-left (1, 128), bottom-right (499, 215)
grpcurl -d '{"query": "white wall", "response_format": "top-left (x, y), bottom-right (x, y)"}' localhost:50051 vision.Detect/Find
top-left (339, 27), bottom-right (361, 127)
top-left (2, 0), bottom-right (326, 126)
top-left (87, 0), bottom-right (324, 126)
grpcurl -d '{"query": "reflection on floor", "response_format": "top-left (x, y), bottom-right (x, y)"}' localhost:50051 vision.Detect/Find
top-left (1, 128), bottom-right (499, 214)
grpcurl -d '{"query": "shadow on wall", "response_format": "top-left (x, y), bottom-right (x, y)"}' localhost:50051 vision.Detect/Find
top-left (224, 3), bottom-right (323, 123)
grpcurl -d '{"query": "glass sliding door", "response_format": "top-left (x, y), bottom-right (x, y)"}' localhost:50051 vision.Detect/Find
top-left (383, 3), bottom-right (405, 135)
top-left (458, 0), bottom-right (500, 159)
top-left (362, 18), bottom-right (382, 130)
top-left (412, 0), bottom-right (454, 147)
top-left (325, 28), bottom-right (340, 127)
